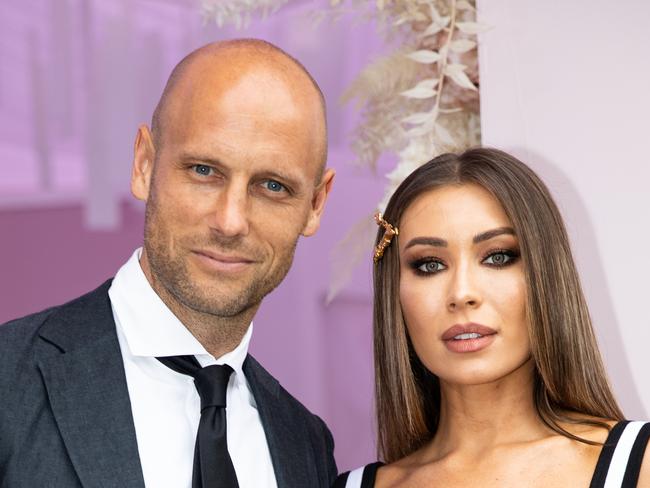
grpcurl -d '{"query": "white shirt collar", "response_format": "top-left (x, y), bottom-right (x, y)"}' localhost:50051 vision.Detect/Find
top-left (108, 248), bottom-right (252, 376)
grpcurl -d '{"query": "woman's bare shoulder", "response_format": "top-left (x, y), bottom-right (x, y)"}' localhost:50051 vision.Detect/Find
top-left (555, 414), bottom-right (619, 442)
top-left (374, 448), bottom-right (429, 488)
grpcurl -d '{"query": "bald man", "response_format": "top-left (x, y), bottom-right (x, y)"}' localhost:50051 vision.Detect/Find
top-left (0, 40), bottom-right (337, 488)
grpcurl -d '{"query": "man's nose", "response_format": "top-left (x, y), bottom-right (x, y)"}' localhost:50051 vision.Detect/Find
top-left (209, 182), bottom-right (250, 238)
top-left (446, 261), bottom-right (482, 312)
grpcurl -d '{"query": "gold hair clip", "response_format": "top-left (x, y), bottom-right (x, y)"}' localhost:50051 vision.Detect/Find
top-left (374, 212), bottom-right (399, 263)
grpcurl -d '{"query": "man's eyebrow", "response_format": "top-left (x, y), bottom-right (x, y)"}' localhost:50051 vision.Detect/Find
top-left (404, 237), bottom-right (448, 249)
top-left (473, 226), bottom-right (515, 243)
top-left (258, 170), bottom-right (303, 189)
top-left (178, 153), bottom-right (304, 188)
top-left (178, 153), bottom-right (226, 169)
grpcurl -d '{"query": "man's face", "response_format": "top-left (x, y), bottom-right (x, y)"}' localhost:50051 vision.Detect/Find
top-left (133, 67), bottom-right (330, 318)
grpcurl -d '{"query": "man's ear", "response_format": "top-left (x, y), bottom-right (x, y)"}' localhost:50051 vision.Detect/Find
top-left (302, 168), bottom-right (335, 237)
top-left (131, 124), bottom-right (156, 202)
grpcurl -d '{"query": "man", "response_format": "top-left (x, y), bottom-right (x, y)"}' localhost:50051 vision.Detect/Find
top-left (0, 39), bottom-right (336, 487)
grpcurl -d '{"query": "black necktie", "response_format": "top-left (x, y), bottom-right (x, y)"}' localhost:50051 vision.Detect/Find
top-left (157, 355), bottom-right (239, 488)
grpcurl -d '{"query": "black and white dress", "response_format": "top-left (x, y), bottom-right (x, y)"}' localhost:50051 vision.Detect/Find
top-left (333, 421), bottom-right (650, 488)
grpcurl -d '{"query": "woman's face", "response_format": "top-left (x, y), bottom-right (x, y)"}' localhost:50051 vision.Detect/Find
top-left (399, 183), bottom-right (530, 385)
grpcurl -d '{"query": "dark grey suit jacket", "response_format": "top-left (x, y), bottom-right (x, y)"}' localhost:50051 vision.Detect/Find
top-left (0, 281), bottom-right (337, 487)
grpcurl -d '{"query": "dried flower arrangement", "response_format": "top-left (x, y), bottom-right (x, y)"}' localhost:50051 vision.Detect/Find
top-left (325, 0), bottom-right (484, 299)
top-left (333, 0), bottom-right (483, 208)
top-left (200, 0), bottom-right (291, 28)
top-left (200, 0), bottom-right (484, 299)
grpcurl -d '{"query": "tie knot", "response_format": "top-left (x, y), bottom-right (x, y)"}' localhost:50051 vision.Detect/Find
top-left (193, 364), bottom-right (233, 411)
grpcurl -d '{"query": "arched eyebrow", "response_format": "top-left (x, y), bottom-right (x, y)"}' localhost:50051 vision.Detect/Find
top-left (473, 226), bottom-right (515, 244)
top-left (404, 226), bottom-right (515, 250)
top-left (405, 237), bottom-right (448, 249)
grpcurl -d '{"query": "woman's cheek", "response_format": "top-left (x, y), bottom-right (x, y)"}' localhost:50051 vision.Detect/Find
top-left (490, 271), bottom-right (527, 324)
top-left (400, 275), bottom-right (445, 355)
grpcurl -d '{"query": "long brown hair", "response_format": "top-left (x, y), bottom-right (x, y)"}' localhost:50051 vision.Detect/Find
top-left (374, 148), bottom-right (624, 462)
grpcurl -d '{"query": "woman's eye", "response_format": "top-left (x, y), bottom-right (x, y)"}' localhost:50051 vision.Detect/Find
top-left (414, 260), bottom-right (446, 274)
top-left (483, 251), bottom-right (517, 267)
top-left (263, 180), bottom-right (286, 193)
top-left (192, 164), bottom-right (214, 176)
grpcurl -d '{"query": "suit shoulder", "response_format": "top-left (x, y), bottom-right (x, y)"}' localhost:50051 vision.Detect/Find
top-left (0, 308), bottom-right (57, 350)
top-left (0, 280), bottom-right (113, 358)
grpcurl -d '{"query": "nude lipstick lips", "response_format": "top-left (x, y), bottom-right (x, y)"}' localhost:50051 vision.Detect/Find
top-left (442, 323), bottom-right (497, 353)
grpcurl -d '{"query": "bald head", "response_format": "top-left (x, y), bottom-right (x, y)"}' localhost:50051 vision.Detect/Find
top-left (151, 39), bottom-right (327, 177)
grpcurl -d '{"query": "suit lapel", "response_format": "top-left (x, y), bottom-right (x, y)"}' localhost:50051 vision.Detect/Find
top-left (244, 356), bottom-right (319, 488)
top-left (36, 281), bottom-right (145, 488)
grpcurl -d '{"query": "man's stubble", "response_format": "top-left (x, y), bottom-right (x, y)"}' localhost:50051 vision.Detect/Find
top-left (142, 182), bottom-right (299, 321)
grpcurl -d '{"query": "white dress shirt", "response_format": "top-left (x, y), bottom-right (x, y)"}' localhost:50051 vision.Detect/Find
top-left (108, 248), bottom-right (278, 488)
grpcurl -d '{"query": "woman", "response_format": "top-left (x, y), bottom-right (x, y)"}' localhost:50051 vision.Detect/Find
top-left (334, 148), bottom-right (649, 487)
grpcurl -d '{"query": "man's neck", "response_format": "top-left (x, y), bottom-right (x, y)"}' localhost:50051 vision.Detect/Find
top-left (167, 299), bottom-right (254, 359)
top-left (141, 258), bottom-right (257, 359)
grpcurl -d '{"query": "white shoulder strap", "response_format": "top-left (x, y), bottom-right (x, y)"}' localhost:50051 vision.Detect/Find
top-left (345, 466), bottom-right (366, 488)
top-left (604, 421), bottom-right (648, 487)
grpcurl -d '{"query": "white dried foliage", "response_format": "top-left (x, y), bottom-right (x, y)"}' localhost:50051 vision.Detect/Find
top-left (201, 0), bottom-right (290, 28)
top-left (450, 38), bottom-right (477, 53)
top-left (406, 50), bottom-right (442, 64)
top-left (401, 84), bottom-right (438, 99)
top-left (326, 214), bottom-right (377, 303)
top-left (402, 110), bottom-right (436, 125)
top-left (341, 51), bottom-right (423, 170)
top-left (333, 0), bottom-right (481, 187)
top-left (455, 21), bottom-right (491, 34)
top-left (456, 0), bottom-right (475, 10)
top-left (378, 136), bottom-right (438, 210)
top-left (445, 63), bottom-right (477, 90)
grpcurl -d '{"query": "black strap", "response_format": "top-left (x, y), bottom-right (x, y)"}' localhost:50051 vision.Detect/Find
top-left (157, 356), bottom-right (239, 488)
top-left (590, 420), bottom-right (630, 488)
top-left (332, 462), bottom-right (384, 488)
top-left (361, 462), bottom-right (384, 487)
top-left (331, 471), bottom-right (350, 488)
top-left (622, 422), bottom-right (650, 487)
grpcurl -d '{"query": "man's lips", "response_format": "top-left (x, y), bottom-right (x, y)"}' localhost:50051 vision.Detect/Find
top-left (191, 250), bottom-right (256, 273)
top-left (441, 323), bottom-right (497, 341)
top-left (193, 249), bottom-right (255, 264)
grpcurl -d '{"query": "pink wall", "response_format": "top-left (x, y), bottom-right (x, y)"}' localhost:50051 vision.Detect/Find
top-left (0, 202), bottom-right (143, 322)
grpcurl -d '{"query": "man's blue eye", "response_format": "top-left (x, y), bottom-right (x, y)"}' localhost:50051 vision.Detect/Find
top-left (264, 180), bottom-right (285, 193)
top-left (193, 165), bottom-right (213, 176)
